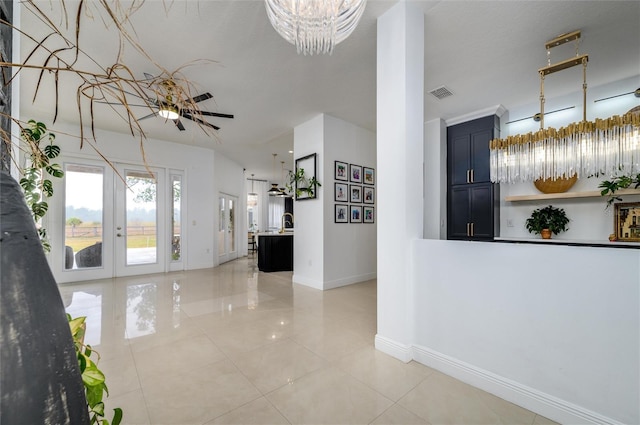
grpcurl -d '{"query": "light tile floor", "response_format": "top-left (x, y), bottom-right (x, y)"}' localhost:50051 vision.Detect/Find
top-left (59, 256), bottom-right (558, 425)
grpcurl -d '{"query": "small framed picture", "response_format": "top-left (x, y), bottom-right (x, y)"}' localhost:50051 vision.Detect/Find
top-left (350, 164), bottom-right (362, 183)
top-left (350, 205), bottom-right (362, 223)
top-left (363, 186), bottom-right (375, 204)
top-left (614, 202), bottom-right (640, 242)
top-left (335, 161), bottom-right (348, 181)
top-left (335, 183), bottom-right (348, 202)
top-left (363, 167), bottom-right (375, 185)
top-left (335, 204), bottom-right (348, 223)
top-left (350, 185), bottom-right (362, 203)
top-left (363, 206), bottom-right (375, 223)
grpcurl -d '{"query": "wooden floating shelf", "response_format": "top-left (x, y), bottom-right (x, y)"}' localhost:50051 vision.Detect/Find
top-left (505, 188), bottom-right (640, 202)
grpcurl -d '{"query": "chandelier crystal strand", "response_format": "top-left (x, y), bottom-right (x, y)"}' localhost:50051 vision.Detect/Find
top-left (265, 0), bottom-right (367, 55)
top-left (489, 112), bottom-right (640, 183)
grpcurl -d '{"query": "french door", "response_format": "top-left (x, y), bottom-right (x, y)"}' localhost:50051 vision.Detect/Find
top-left (55, 160), bottom-right (178, 283)
top-left (114, 164), bottom-right (166, 276)
top-left (218, 194), bottom-right (238, 264)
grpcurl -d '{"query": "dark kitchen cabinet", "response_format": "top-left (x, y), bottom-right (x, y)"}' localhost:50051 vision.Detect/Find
top-left (447, 115), bottom-right (500, 241)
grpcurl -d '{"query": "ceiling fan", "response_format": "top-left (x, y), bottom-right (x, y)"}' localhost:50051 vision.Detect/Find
top-left (100, 73), bottom-right (234, 131)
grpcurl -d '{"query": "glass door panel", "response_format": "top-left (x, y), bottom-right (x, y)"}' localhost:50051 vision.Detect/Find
top-left (115, 165), bottom-right (165, 277)
top-left (64, 164), bottom-right (104, 270)
top-left (125, 171), bottom-right (158, 266)
top-left (171, 175), bottom-right (181, 262)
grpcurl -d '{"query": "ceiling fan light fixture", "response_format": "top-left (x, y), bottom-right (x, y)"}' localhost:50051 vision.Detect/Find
top-left (158, 105), bottom-right (179, 120)
top-left (265, 0), bottom-right (367, 55)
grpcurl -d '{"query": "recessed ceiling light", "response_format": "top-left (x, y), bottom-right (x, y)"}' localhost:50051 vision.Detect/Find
top-left (289, 150), bottom-right (293, 154)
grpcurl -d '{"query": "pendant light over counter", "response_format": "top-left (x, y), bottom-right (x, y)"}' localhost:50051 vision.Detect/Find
top-left (268, 153), bottom-right (282, 196)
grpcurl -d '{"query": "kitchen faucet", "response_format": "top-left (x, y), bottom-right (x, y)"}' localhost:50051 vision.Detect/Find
top-left (279, 212), bottom-right (294, 233)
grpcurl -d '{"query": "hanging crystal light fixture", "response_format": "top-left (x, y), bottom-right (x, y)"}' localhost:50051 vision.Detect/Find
top-left (264, 0), bottom-right (367, 56)
top-left (489, 30), bottom-right (640, 184)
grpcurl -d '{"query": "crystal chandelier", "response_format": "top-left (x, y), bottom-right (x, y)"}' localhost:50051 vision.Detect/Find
top-left (489, 30), bottom-right (640, 184)
top-left (265, 0), bottom-right (367, 55)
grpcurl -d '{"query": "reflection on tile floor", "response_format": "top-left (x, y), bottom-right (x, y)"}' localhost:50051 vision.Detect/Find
top-left (59, 257), bottom-right (558, 425)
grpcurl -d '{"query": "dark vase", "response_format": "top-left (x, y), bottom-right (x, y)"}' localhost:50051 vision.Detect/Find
top-left (0, 171), bottom-right (89, 424)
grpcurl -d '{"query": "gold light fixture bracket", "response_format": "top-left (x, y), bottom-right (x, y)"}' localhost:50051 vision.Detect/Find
top-left (538, 30), bottom-right (588, 128)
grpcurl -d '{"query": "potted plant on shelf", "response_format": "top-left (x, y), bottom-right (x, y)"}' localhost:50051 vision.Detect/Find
top-left (525, 205), bottom-right (570, 239)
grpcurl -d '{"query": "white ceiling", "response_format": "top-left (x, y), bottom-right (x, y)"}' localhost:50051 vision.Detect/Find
top-left (18, 1), bottom-right (640, 182)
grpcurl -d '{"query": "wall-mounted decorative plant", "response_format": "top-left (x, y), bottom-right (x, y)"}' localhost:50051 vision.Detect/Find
top-left (288, 153), bottom-right (321, 200)
top-left (18, 120), bottom-right (63, 252)
top-left (598, 173), bottom-right (640, 207)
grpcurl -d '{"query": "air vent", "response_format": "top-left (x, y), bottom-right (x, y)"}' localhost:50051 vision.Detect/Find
top-left (428, 86), bottom-right (453, 100)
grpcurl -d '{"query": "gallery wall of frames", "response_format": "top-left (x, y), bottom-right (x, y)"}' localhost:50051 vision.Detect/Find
top-left (334, 160), bottom-right (375, 224)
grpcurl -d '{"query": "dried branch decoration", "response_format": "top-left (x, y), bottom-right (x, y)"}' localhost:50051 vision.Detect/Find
top-left (1, 0), bottom-right (221, 156)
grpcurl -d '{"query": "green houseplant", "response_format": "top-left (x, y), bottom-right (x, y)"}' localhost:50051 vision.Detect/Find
top-left (598, 173), bottom-right (640, 207)
top-left (286, 167), bottom-right (321, 199)
top-left (68, 315), bottom-right (123, 425)
top-left (18, 120), bottom-right (64, 252)
top-left (525, 205), bottom-right (570, 239)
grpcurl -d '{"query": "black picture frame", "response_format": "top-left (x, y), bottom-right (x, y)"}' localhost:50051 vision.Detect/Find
top-left (350, 185), bottom-right (362, 203)
top-left (335, 161), bottom-right (348, 181)
top-left (363, 167), bottom-right (375, 185)
top-left (363, 186), bottom-right (375, 204)
top-left (363, 206), bottom-right (375, 223)
top-left (295, 153), bottom-right (317, 201)
top-left (335, 204), bottom-right (348, 223)
top-left (335, 182), bottom-right (348, 202)
top-left (350, 164), bottom-right (362, 183)
top-left (350, 205), bottom-right (362, 223)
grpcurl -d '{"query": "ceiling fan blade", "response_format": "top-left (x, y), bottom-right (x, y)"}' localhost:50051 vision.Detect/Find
top-left (96, 100), bottom-right (156, 108)
top-left (182, 112), bottom-right (220, 130)
top-left (173, 119), bottom-right (186, 131)
top-left (188, 93), bottom-right (213, 104)
top-left (138, 112), bottom-right (157, 121)
top-left (183, 109), bottom-right (234, 119)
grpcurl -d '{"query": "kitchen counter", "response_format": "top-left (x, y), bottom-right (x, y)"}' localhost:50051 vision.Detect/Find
top-left (257, 233), bottom-right (293, 272)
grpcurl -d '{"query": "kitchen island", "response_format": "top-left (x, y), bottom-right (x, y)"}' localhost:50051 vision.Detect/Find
top-left (257, 233), bottom-right (293, 272)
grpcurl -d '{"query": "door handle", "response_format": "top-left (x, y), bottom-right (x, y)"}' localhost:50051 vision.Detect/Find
top-left (117, 233), bottom-right (122, 237)
top-left (466, 169), bottom-right (470, 184)
top-left (471, 222), bottom-right (474, 237)
top-left (466, 222), bottom-right (470, 237)
top-left (471, 169), bottom-right (474, 183)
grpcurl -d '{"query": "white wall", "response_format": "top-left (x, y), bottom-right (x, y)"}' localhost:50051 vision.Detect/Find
top-left (323, 114), bottom-right (376, 289)
top-left (411, 239), bottom-right (640, 425)
top-left (292, 115), bottom-right (325, 288)
top-left (43, 121), bottom-right (244, 278)
top-left (423, 118), bottom-right (446, 239)
top-left (292, 114), bottom-right (377, 290)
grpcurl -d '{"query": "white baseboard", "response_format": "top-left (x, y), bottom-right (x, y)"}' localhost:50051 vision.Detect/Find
top-left (412, 345), bottom-right (625, 425)
top-left (294, 272), bottom-right (377, 291)
top-left (374, 334), bottom-right (413, 363)
top-left (292, 274), bottom-right (323, 290)
top-left (323, 272), bottom-right (377, 290)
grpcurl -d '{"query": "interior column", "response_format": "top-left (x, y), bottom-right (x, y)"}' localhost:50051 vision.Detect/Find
top-left (375, 1), bottom-right (424, 361)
